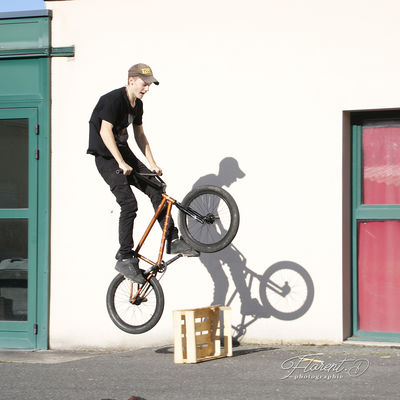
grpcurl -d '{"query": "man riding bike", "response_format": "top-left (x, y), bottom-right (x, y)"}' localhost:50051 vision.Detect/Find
top-left (87, 63), bottom-right (198, 284)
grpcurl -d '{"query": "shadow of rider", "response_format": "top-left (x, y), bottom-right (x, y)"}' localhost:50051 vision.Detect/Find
top-left (193, 157), bottom-right (245, 189)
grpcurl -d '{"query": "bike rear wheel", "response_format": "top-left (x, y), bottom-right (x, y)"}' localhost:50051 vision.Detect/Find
top-left (106, 274), bottom-right (164, 334)
top-left (178, 185), bottom-right (240, 253)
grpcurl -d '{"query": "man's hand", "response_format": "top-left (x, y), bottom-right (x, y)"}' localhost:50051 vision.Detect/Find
top-left (119, 161), bottom-right (133, 176)
top-left (150, 164), bottom-right (163, 176)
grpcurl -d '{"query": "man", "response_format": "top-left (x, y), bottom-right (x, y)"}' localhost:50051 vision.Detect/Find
top-left (87, 63), bottom-right (198, 284)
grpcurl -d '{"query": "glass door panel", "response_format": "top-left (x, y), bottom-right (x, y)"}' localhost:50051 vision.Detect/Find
top-left (358, 221), bottom-right (400, 333)
top-left (0, 119), bottom-right (29, 208)
top-left (0, 219), bottom-right (28, 321)
top-left (362, 124), bottom-right (400, 204)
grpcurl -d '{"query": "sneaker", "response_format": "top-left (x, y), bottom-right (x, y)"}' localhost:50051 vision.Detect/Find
top-left (115, 257), bottom-right (146, 284)
top-left (167, 238), bottom-right (199, 257)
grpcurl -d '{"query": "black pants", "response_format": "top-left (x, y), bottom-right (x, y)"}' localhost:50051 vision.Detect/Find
top-left (95, 147), bottom-right (178, 259)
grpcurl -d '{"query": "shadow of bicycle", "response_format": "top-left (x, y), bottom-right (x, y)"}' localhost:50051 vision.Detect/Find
top-left (192, 158), bottom-right (315, 342)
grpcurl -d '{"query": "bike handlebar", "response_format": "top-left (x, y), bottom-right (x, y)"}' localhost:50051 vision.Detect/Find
top-left (116, 169), bottom-right (166, 191)
top-left (116, 169), bottom-right (154, 176)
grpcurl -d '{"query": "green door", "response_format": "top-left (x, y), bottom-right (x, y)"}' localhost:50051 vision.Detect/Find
top-left (0, 107), bottom-right (38, 348)
top-left (351, 118), bottom-right (400, 342)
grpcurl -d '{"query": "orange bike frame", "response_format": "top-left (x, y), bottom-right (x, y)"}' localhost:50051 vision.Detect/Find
top-left (133, 193), bottom-right (176, 271)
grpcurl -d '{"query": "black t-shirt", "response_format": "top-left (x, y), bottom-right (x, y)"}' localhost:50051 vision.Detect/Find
top-left (87, 87), bottom-right (143, 157)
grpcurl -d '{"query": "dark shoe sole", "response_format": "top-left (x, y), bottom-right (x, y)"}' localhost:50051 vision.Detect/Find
top-left (115, 263), bottom-right (146, 284)
top-left (167, 249), bottom-right (200, 257)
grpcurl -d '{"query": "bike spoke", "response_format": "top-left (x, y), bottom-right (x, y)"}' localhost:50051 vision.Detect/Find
top-left (186, 193), bottom-right (232, 244)
top-left (114, 279), bottom-right (158, 327)
top-left (179, 185), bottom-right (239, 253)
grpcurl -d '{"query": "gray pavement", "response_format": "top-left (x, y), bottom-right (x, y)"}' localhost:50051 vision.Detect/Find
top-left (1, 342), bottom-right (400, 400)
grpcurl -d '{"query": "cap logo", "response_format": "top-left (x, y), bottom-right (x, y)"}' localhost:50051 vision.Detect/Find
top-left (141, 68), bottom-right (152, 75)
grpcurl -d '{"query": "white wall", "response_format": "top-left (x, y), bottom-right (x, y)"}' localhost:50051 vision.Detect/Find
top-left (47, 0), bottom-right (400, 349)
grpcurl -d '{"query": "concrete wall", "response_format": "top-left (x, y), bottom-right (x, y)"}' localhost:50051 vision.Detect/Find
top-left (47, 0), bottom-right (400, 348)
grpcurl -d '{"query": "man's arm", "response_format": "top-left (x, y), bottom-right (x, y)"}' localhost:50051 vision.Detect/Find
top-left (133, 124), bottom-right (162, 175)
top-left (100, 120), bottom-right (132, 175)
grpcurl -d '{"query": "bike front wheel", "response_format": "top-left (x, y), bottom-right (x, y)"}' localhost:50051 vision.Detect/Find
top-left (178, 185), bottom-right (240, 253)
top-left (106, 274), bottom-right (164, 334)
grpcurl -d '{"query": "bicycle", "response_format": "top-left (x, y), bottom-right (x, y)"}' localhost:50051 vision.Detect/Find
top-left (106, 172), bottom-right (240, 334)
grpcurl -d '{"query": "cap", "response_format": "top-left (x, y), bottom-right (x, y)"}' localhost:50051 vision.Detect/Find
top-left (128, 63), bottom-right (159, 85)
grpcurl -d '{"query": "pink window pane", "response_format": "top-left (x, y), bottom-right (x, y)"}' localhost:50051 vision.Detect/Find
top-left (362, 125), bottom-right (400, 204)
top-left (358, 221), bottom-right (400, 333)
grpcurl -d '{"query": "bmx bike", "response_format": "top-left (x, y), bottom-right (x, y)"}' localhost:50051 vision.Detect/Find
top-left (106, 172), bottom-right (240, 334)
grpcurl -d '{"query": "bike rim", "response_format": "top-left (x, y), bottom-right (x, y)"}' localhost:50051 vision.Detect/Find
top-left (113, 279), bottom-right (158, 328)
top-left (185, 192), bottom-right (233, 245)
top-left (264, 268), bottom-right (309, 315)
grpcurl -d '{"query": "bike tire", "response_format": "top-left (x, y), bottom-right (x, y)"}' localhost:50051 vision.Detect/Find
top-left (178, 185), bottom-right (240, 253)
top-left (259, 261), bottom-right (314, 321)
top-left (106, 274), bottom-right (164, 334)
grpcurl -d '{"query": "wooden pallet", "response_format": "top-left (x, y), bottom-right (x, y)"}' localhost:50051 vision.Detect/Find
top-left (173, 305), bottom-right (232, 364)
